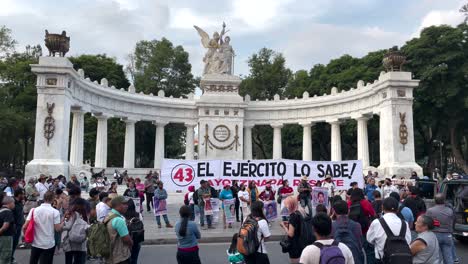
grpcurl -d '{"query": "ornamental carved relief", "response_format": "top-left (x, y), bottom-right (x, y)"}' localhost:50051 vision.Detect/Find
top-left (204, 84), bottom-right (238, 93)
top-left (399, 112), bottom-right (408, 150)
top-left (202, 124), bottom-right (240, 155)
top-left (44, 102), bottom-right (56, 146)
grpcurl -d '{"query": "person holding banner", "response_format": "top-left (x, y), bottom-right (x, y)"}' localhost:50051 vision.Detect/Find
top-left (298, 176), bottom-right (313, 215)
top-left (259, 182), bottom-right (275, 202)
top-left (237, 183), bottom-right (250, 223)
top-left (197, 180), bottom-right (214, 229)
top-left (154, 182), bottom-right (173, 228)
top-left (219, 184), bottom-right (234, 229)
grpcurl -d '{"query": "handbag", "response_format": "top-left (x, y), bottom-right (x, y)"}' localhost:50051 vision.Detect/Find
top-left (24, 209), bottom-right (35, 243)
top-left (279, 235), bottom-right (292, 253)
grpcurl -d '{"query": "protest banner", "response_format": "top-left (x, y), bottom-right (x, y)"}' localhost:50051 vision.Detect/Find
top-left (223, 198), bottom-right (236, 224)
top-left (264, 200), bottom-right (278, 221)
top-left (162, 159), bottom-right (363, 191)
top-left (204, 198), bottom-right (213, 216)
top-left (153, 197), bottom-right (167, 216)
top-left (312, 187), bottom-right (329, 207)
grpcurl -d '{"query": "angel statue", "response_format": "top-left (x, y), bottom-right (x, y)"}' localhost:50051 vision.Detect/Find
top-left (194, 22), bottom-right (234, 75)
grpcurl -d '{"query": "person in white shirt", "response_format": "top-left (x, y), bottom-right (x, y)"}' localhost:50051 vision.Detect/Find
top-left (244, 201), bottom-right (271, 264)
top-left (366, 197), bottom-right (412, 261)
top-left (381, 178), bottom-right (399, 199)
top-left (322, 175), bottom-right (336, 197)
top-left (96, 192), bottom-right (112, 222)
top-left (237, 183), bottom-right (250, 223)
top-left (35, 174), bottom-right (49, 202)
top-left (23, 191), bottom-right (64, 264)
top-left (300, 213), bottom-right (355, 264)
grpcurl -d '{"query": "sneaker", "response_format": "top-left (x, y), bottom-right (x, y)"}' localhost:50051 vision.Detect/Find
top-left (166, 224), bottom-right (173, 228)
top-left (208, 226), bottom-right (216, 229)
top-left (201, 226), bottom-right (208, 230)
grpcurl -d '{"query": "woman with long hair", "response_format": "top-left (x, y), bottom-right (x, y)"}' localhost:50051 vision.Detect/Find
top-left (227, 233), bottom-right (245, 264)
top-left (108, 182), bottom-right (118, 194)
top-left (62, 198), bottom-right (89, 264)
top-left (279, 196), bottom-right (307, 263)
top-left (175, 205), bottom-right (201, 264)
top-left (123, 199), bottom-right (144, 264)
top-left (245, 201), bottom-right (271, 264)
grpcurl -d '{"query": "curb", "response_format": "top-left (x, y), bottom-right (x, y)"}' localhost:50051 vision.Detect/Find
top-left (142, 234), bottom-right (283, 245)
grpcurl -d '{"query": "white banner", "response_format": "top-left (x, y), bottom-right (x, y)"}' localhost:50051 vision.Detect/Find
top-left (162, 159), bottom-right (363, 191)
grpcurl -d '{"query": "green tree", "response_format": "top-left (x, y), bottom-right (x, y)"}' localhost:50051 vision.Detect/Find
top-left (131, 38), bottom-right (196, 165)
top-left (69, 54), bottom-right (130, 167)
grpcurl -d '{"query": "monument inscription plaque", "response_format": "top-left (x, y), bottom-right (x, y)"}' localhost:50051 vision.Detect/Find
top-left (213, 125), bottom-right (230, 142)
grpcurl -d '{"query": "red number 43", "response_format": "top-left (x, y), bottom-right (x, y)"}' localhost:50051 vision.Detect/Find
top-left (173, 168), bottom-right (193, 182)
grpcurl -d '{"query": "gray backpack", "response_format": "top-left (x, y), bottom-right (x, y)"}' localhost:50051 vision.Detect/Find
top-left (69, 214), bottom-right (88, 243)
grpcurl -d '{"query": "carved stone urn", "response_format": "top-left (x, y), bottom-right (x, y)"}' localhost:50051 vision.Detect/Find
top-left (45, 30), bottom-right (70, 57)
top-left (382, 46), bottom-right (406, 72)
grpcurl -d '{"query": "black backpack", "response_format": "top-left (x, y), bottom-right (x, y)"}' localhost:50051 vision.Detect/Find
top-left (348, 201), bottom-right (370, 231)
top-left (378, 218), bottom-right (412, 264)
top-left (192, 190), bottom-right (199, 205)
top-left (297, 212), bottom-right (316, 249)
top-left (334, 224), bottom-right (364, 264)
top-left (127, 217), bottom-right (145, 244)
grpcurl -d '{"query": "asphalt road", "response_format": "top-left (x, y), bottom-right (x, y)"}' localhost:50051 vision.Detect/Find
top-left (15, 240), bottom-right (468, 264)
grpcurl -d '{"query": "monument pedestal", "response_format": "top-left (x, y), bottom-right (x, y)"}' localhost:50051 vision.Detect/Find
top-left (197, 74), bottom-right (246, 160)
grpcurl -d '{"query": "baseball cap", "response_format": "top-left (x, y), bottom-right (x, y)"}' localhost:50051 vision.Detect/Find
top-left (111, 196), bottom-right (130, 208)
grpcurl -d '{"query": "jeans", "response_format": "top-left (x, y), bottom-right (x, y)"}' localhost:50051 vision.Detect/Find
top-left (156, 214), bottom-right (170, 226)
top-left (0, 236), bottom-right (12, 264)
top-left (146, 192), bottom-right (154, 211)
top-left (30, 246), bottom-right (55, 264)
top-left (176, 249), bottom-right (201, 264)
top-left (65, 251), bottom-right (86, 264)
top-left (130, 242), bottom-right (141, 264)
top-left (299, 196), bottom-right (312, 215)
top-left (12, 224), bottom-right (22, 260)
top-left (435, 232), bottom-right (454, 264)
top-left (189, 204), bottom-right (195, 221)
top-left (199, 205), bottom-right (213, 227)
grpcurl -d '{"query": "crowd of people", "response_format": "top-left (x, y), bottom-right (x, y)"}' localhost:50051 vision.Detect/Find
top-left (0, 169), bottom-right (464, 264)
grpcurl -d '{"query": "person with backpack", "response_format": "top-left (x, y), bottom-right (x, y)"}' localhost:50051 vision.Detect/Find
top-left (227, 233), bottom-right (245, 264)
top-left (238, 201), bottom-right (271, 264)
top-left (279, 196), bottom-right (311, 263)
top-left (23, 191), bottom-right (65, 264)
top-left (175, 205), bottom-right (201, 264)
top-left (366, 197), bottom-right (412, 264)
top-left (331, 200), bottom-right (364, 264)
top-left (103, 196), bottom-right (133, 264)
top-left (62, 198), bottom-right (89, 264)
top-left (123, 199), bottom-right (144, 264)
top-left (300, 212), bottom-right (355, 264)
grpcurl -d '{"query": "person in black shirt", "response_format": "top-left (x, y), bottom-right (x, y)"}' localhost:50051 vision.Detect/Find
top-left (12, 189), bottom-right (25, 263)
top-left (371, 190), bottom-right (383, 217)
top-left (0, 196), bottom-right (15, 263)
top-left (231, 180), bottom-right (240, 222)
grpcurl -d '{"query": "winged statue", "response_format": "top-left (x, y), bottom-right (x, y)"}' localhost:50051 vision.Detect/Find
top-left (194, 22), bottom-right (235, 75)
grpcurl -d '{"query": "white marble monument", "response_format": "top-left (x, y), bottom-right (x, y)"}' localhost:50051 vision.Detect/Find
top-left (25, 26), bottom-right (423, 180)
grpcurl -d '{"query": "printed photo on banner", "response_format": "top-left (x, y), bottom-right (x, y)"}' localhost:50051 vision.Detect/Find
top-left (264, 201), bottom-right (277, 221)
top-left (204, 198), bottom-right (213, 215)
top-left (223, 198), bottom-right (236, 224)
top-left (312, 187), bottom-right (329, 207)
top-left (153, 197), bottom-right (167, 216)
top-left (211, 198), bottom-right (220, 212)
top-left (280, 206), bottom-right (289, 218)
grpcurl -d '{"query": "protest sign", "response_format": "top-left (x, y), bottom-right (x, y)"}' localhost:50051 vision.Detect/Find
top-left (162, 159), bottom-right (363, 191)
top-left (204, 198), bottom-right (213, 216)
top-left (223, 198), bottom-right (236, 224)
top-left (153, 197), bottom-right (167, 216)
top-left (264, 200), bottom-right (278, 221)
top-left (312, 187), bottom-right (329, 207)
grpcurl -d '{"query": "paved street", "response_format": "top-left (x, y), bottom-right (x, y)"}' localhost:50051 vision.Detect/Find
top-left (15, 240), bottom-right (468, 264)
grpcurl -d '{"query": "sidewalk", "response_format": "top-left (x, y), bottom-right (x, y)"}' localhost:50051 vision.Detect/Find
top-left (138, 192), bottom-right (284, 244)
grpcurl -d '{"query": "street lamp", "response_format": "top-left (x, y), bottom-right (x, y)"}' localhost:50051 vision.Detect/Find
top-left (433, 140), bottom-right (444, 176)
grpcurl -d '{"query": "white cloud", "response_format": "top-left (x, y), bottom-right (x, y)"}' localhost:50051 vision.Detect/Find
top-left (413, 9), bottom-right (465, 36)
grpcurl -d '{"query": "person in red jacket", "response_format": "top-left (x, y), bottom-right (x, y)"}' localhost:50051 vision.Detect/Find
top-left (259, 182), bottom-right (276, 202)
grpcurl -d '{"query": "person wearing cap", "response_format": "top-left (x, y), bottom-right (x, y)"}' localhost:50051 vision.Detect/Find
top-left (0, 196), bottom-right (15, 263)
top-left (154, 182), bottom-right (173, 228)
top-left (219, 183), bottom-right (234, 229)
top-left (381, 178), bottom-right (398, 199)
top-left (298, 176), bottom-right (312, 215)
top-left (366, 197), bottom-right (411, 262)
top-left (322, 175), bottom-right (335, 198)
top-left (35, 174), bottom-right (49, 203)
top-left (103, 196), bottom-right (133, 264)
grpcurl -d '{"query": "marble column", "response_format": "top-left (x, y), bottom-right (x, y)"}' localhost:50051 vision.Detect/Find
top-left (69, 110), bottom-right (85, 167)
top-left (301, 122), bottom-right (313, 161)
top-left (94, 115), bottom-right (109, 168)
top-left (356, 116), bottom-right (370, 168)
top-left (243, 125), bottom-right (253, 159)
top-left (329, 120), bottom-right (342, 161)
top-left (123, 119), bottom-right (136, 168)
top-left (185, 123), bottom-right (196, 160)
top-left (272, 123), bottom-right (283, 159)
top-left (154, 121), bottom-right (168, 169)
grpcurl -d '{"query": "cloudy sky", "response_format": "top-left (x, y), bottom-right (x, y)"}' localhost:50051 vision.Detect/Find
top-left (0, 0), bottom-right (465, 80)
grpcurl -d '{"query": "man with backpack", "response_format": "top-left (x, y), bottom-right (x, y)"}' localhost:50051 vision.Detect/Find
top-left (332, 200), bottom-right (364, 264)
top-left (104, 196), bottom-right (133, 264)
top-left (300, 212), bottom-right (355, 264)
top-left (367, 197), bottom-right (412, 264)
